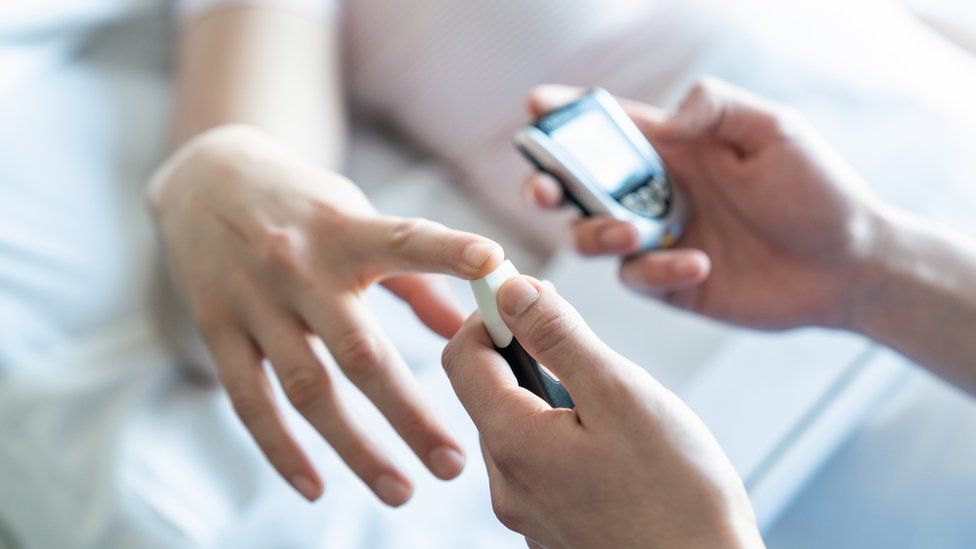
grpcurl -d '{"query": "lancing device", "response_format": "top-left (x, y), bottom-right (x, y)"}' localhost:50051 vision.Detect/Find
top-left (469, 260), bottom-right (574, 409)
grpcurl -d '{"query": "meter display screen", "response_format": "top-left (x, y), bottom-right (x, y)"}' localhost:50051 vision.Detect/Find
top-left (550, 110), bottom-right (647, 194)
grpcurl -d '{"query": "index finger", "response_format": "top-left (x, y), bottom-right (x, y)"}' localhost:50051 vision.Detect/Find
top-left (441, 314), bottom-right (549, 436)
top-left (361, 216), bottom-right (504, 280)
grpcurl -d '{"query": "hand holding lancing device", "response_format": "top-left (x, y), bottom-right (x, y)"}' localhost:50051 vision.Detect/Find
top-left (442, 276), bottom-right (763, 549)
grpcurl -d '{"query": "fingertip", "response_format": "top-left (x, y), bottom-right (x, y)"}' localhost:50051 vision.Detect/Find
top-left (619, 249), bottom-right (711, 293)
top-left (598, 223), bottom-right (639, 253)
top-left (428, 446), bottom-right (466, 480)
top-left (375, 474), bottom-right (414, 507)
top-left (522, 173), bottom-right (564, 209)
top-left (672, 250), bottom-right (711, 281)
top-left (461, 239), bottom-right (505, 278)
top-left (290, 474), bottom-right (324, 502)
top-left (497, 275), bottom-right (543, 317)
top-left (527, 84), bottom-right (584, 116)
top-left (573, 219), bottom-right (640, 255)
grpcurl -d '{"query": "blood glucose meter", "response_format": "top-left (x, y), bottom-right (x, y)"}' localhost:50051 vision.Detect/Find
top-left (470, 260), bottom-right (574, 409)
top-left (515, 88), bottom-right (688, 249)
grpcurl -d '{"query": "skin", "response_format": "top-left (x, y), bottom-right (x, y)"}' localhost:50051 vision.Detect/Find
top-left (524, 79), bottom-right (880, 330)
top-left (152, 6), bottom-right (504, 505)
top-left (443, 78), bottom-right (976, 545)
top-left (442, 277), bottom-right (764, 549)
top-left (524, 79), bottom-right (976, 381)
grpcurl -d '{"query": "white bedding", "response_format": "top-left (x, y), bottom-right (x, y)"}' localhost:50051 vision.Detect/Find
top-left (2, 1), bottom-right (976, 547)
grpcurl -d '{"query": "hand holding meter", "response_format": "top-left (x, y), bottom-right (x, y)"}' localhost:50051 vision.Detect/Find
top-left (515, 88), bottom-right (688, 249)
top-left (469, 260), bottom-right (574, 409)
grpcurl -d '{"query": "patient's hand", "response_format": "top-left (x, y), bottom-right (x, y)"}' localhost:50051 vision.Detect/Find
top-left (442, 276), bottom-right (763, 548)
top-left (148, 124), bottom-right (503, 505)
top-left (524, 79), bottom-right (884, 330)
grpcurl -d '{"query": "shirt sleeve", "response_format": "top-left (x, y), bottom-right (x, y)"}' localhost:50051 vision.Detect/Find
top-left (175, 0), bottom-right (337, 20)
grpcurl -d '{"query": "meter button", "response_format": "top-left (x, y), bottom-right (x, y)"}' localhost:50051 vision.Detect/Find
top-left (644, 198), bottom-right (665, 217)
top-left (621, 193), bottom-right (643, 211)
top-left (636, 185), bottom-right (655, 202)
top-left (619, 183), bottom-right (668, 218)
top-left (650, 176), bottom-right (671, 199)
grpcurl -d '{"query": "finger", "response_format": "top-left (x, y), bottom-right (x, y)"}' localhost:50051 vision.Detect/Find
top-left (382, 273), bottom-right (466, 338)
top-left (527, 84), bottom-right (669, 142)
top-left (239, 301), bottom-right (416, 507)
top-left (572, 217), bottom-right (641, 256)
top-left (496, 277), bottom-right (618, 408)
top-left (300, 292), bottom-right (467, 482)
top-left (619, 249), bottom-right (711, 296)
top-left (205, 325), bottom-right (323, 501)
top-left (653, 77), bottom-right (793, 154)
top-left (526, 84), bottom-right (585, 116)
top-left (442, 314), bottom-right (550, 436)
top-left (614, 97), bottom-right (669, 139)
top-left (522, 172), bottom-right (565, 210)
top-left (360, 216), bottom-right (504, 280)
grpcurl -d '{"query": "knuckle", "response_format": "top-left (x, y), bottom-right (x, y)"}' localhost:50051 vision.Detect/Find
top-left (688, 76), bottom-right (721, 103)
top-left (308, 198), bottom-right (346, 235)
top-left (441, 338), bottom-right (463, 374)
top-left (229, 393), bottom-right (266, 428)
top-left (258, 226), bottom-right (305, 276)
top-left (525, 308), bottom-right (580, 358)
top-left (485, 435), bottom-right (526, 477)
top-left (195, 309), bottom-right (227, 341)
top-left (770, 105), bottom-right (809, 137)
top-left (333, 330), bottom-right (385, 379)
top-left (282, 370), bottom-right (330, 413)
top-left (397, 409), bottom-right (434, 438)
top-left (490, 495), bottom-right (524, 532)
top-left (388, 217), bottom-right (428, 251)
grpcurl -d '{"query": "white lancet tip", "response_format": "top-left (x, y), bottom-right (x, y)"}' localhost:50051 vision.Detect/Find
top-left (469, 260), bottom-right (519, 347)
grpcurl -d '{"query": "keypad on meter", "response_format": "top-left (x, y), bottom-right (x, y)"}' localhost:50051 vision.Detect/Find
top-left (620, 175), bottom-right (670, 218)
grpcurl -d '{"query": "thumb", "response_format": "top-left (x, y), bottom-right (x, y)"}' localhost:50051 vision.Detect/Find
top-left (657, 77), bottom-right (798, 155)
top-left (526, 84), bottom-right (585, 117)
top-left (496, 276), bottom-right (617, 405)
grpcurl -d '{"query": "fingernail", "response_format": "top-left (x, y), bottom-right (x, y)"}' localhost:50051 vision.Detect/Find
top-left (375, 475), bottom-right (413, 507)
top-left (428, 446), bottom-right (466, 479)
top-left (462, 241), bottom-right (502, 270)
top-left (672, 256), bottom-right (703, 278)
top-left (619, 265), bottom-right (649, 292)
top-left (500, 278), bottom-right (539, 316)
top-left (290, 474), bottom-right (321, 502)
top-left (600, 224), bottom-right (635, 249)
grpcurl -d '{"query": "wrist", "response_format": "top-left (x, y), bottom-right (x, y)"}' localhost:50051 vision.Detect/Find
top-left (675, 517), bottom-right (764, 549)
top-left (841, 203), bottom-right (909, 337)
top-left (668, 496), bottom-right (764, 549)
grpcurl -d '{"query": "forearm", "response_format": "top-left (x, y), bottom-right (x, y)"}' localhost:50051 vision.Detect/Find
top-left (174, 4), bottom-right (344, 167)
top-left (851, 205), bottom-right (976, 391)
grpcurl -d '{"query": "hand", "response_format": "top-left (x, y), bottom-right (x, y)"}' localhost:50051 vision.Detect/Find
top-left (524, 79), bottom-right (884, 330)
top-left (149, 124), bottom-right (504, 505)
top-left (442, 276), bottom-right (763, 548)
